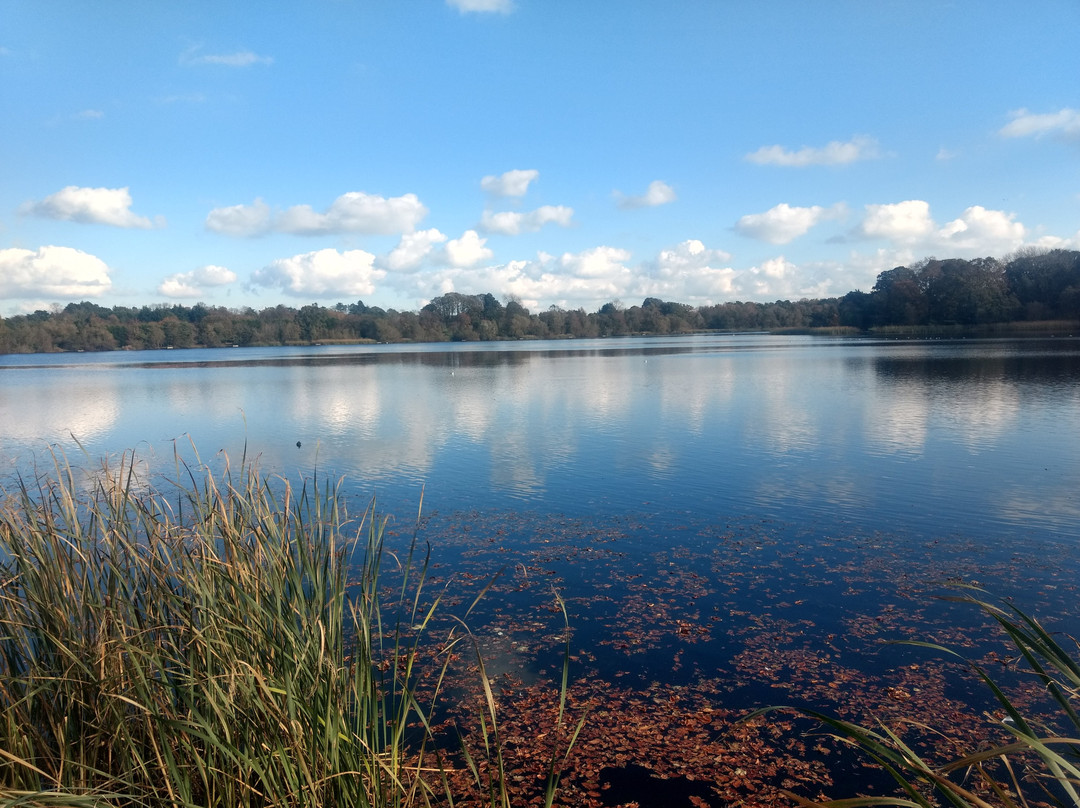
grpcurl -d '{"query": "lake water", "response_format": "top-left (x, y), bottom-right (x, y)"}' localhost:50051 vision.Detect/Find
top-left (3, 333), bottom-right (1080, 801)
top-left (3, 334), bottom-right (1078, 544)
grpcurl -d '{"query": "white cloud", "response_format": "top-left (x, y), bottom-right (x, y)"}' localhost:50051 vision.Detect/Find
top-left (615, 180), bottom-right (677, 209)
top-left (381, 228), bottom-right (448, 272)
top-left (74, 109), bottom-right (104, 120)
top-left (937, 206), bottom-right (1026, 252)
top-left (250, 249), bottom-right (385, 297)
top-left (999, 108), bottom-right (1080, 140)
top-left (647, 240), bottom-right (738, 301)
top-left (481, 169), bottom-right (538, 197)
top-left (858, 200), bottom-right (936, 244)
top-left (206, 192), bottom-right (428, 237)
top-left (181, 46), bottom-right (273, 67)
top-left (158, 265), bottom-right (238, 298)
top-left (403, 247), bottom-right (632, 312)
top-left (857, 200), bottom-right (1026, 256)
top-left (22, 186), bottom-right (155, 228)
top-left (735, 202), bottom-right (844, 244)
top-left (276, 192), bottom-right (427, 235)
top-left (558, 246), bottom-right (633, 279)
top-left (479, 205), bottom-right (574, 235)
top-left (205, 198), bottom-right (272, 237)
top-left (0, 246), bottom-right (112, 298)
top-left (655, 239), bottom-right (732, 270)
top-left (444, 230), bottom-right (493, 267)
top-left (1028, 230), bottom-right (1080, 251)
top-left (740, 256), bottom-right (803, 297)
top-left (395, 235), bottom-right (929, 311)
top-left (401, 241), bottom-right (739, 311)
top-left (447, 0), bottom-right (513, 13)
top-left (745, 135), bottom-right (881, 167)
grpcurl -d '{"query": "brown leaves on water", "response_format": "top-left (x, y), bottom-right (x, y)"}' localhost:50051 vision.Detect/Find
top-left (381, 511), bottom-right (1080, 806)
top-left (435, 676), bottom-right (835, 808)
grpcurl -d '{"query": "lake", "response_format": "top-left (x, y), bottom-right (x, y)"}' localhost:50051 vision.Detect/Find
top-left (3, 333), bottom-right (1079, 803)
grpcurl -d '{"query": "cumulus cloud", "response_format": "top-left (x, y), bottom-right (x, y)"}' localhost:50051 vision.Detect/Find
top-left (745, 135), bottom-right (881, 167)
top-left (181, 46), bottom-right (273, 67)
top-left (404, 246), bottom-right (632, 312)
top-left (22, 186), bottom-right (156, 228)
top-left (481, 169), bottom-right (538, 197)
top-left (381, 229), bottom-right (448, 272)
top-left (158, 265), bottom-right (238, 298)
top-left (444, 230), bottom-right (493, 267)
top-left (401, 240), bottom-right (740, 311)
top-left (558, 246), bottom-right (633, 279)
top-left (655, 239), bottom-right (732, 270)
top-left (741, 256), bottom-right (801, 297)
top-left (856, 200), bottom-right (1026, 255)
top-left (250, 249), bottom-right (385, 297)
top-left (0, 246), bottom-right (112, 298)
top-left (206, 192), bottom-right (428, 237)
top-left (735, 202), bottom-right (845, 244)
top-left (276, 193), bottom-right (427, 235)
top-left (858, 200), bottom-right (937, 244)
top-left (999, 108), bottom-right (1080, 140)
top-left (205, 198), bottom-right (272, 236)
top-left (647, 240), bottom-right (738, 300)
top-left (1027, 230), bottom-right (1080, 251)
top-left (479, 205), bottom-right (574, 235)
top-left (938, 206), bottom-right (1026, 252)
top-left (447, 0), bottom-right (513, 13)
top-left (614, 180), bottom-right (677, 209)
top-left (397, 234), bottom-right (923, 311)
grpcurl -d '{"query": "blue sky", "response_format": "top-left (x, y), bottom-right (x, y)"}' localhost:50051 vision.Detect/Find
top-left (3, 0), bottom-right (1078, 315)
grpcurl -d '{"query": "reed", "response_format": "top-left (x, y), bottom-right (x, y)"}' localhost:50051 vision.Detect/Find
top-left (0, 448), bottom-right (577, 807)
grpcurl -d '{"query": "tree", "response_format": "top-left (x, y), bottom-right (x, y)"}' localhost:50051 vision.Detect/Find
top-left (161, 317), bottom-right (195, 348)
top-left (295, 304), bottom-right (320, 341)
top-left (872, 266), bottom-right (928, 326)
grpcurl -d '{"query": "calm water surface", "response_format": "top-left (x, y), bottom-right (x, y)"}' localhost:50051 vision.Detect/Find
top-left (3, 333), bottom-right (1078, 547)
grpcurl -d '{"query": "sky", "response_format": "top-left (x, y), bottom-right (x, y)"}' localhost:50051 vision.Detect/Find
top-left (2, 1), bottom-right (1079, 316)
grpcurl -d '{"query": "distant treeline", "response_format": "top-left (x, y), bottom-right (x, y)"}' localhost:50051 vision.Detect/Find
top-left (2, 249), bottom-right (1079, 354)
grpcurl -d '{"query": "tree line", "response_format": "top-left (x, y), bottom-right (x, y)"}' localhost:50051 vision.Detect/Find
top-left (2, 249), bottom-right (1078, 354)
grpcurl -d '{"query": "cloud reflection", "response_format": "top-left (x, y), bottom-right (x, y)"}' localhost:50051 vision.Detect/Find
top-left (0, 379), bottom-right (120, 457)
top-left (4, 338), bottom-right (1077, 546)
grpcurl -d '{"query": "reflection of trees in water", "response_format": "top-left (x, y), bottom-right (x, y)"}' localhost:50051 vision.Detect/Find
top-left (869, 343), bottom-right (1080, 388)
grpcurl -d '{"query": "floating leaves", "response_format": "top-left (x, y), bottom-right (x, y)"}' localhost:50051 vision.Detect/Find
top-left (376, 508), bottom-right (1080, 805)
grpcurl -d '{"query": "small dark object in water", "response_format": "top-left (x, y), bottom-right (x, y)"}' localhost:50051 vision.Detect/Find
top-left (296, 441), bottom-right (301, 448)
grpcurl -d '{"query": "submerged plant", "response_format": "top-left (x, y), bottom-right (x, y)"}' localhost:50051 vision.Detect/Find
top-left (0, 447), bottom-right (579, 808)
top-left (752, 585), bottom-right (1080, 808)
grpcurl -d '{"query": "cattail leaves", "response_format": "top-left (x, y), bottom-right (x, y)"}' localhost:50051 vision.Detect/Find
top-left (0, 450), bottom-right (572, 807)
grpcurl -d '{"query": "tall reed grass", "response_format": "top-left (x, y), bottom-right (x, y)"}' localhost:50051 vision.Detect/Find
top-left (0, 448), bottom-right (577, 807)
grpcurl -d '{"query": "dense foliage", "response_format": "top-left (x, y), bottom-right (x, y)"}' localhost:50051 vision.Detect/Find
top-left (2, 249), bottom-right (1078, 354)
